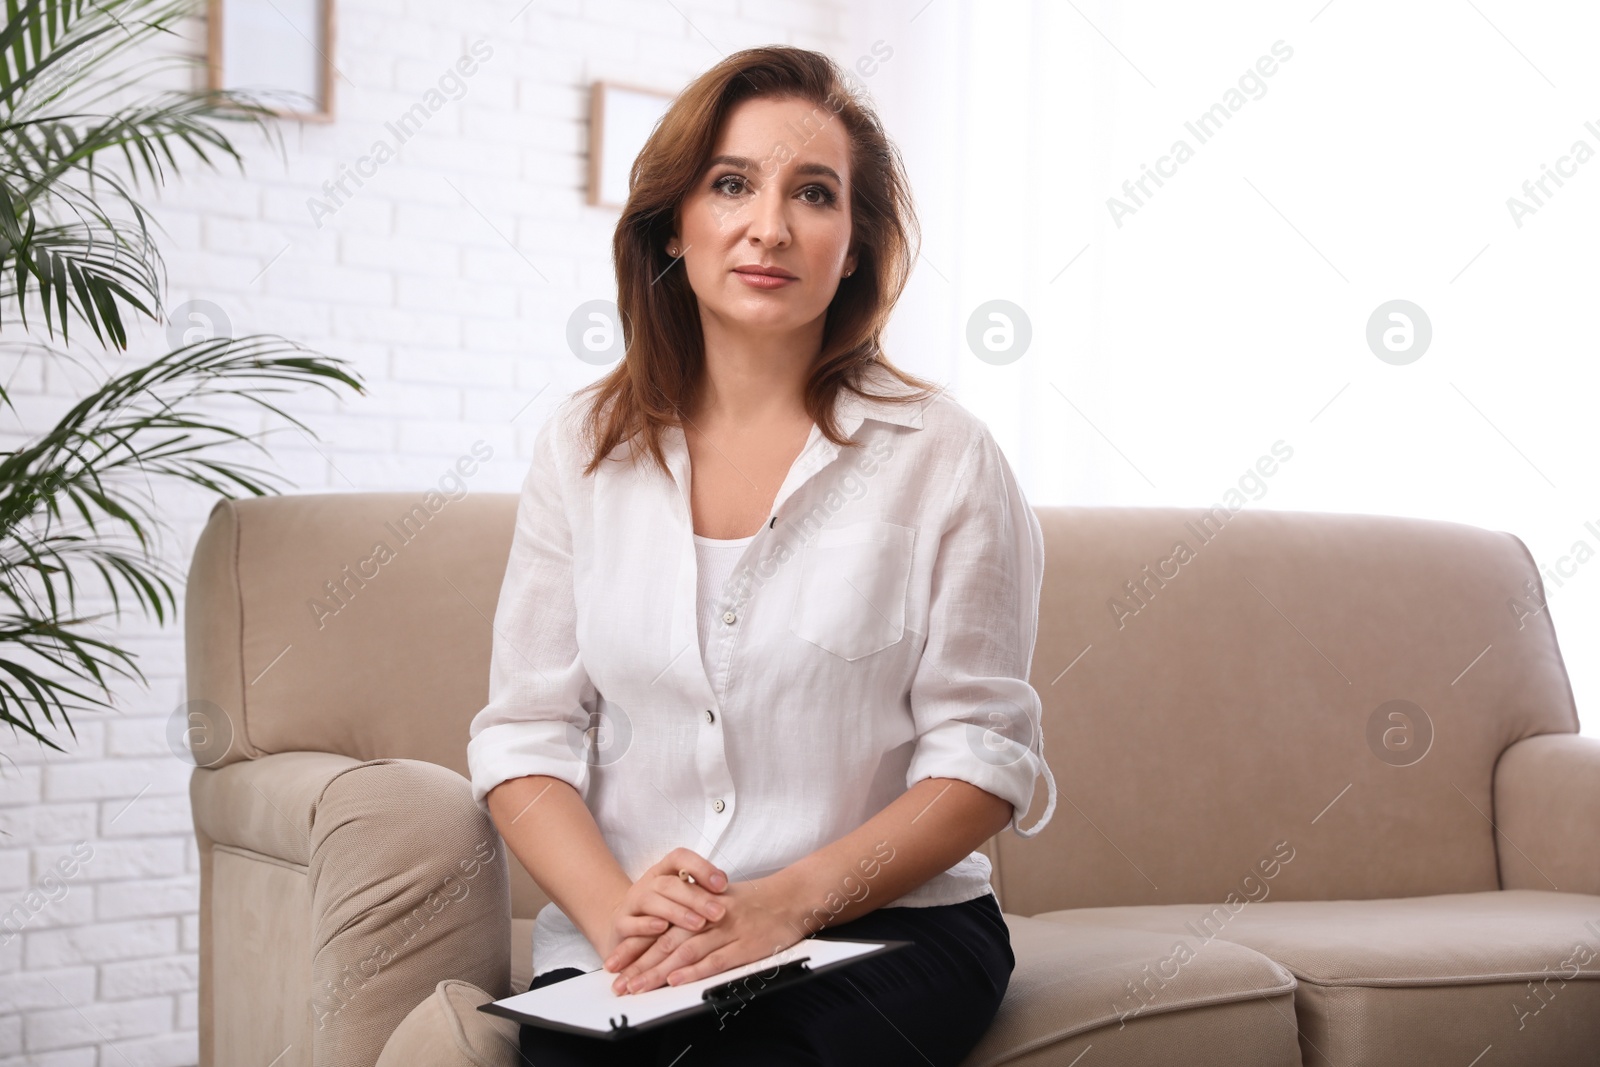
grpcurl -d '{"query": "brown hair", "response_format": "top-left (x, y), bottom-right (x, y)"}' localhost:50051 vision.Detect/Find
top-left (573, 45), bottom-right (942, 478)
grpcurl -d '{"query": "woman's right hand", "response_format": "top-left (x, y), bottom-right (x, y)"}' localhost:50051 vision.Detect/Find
top-left (599, 848), bottom-right (729, 968)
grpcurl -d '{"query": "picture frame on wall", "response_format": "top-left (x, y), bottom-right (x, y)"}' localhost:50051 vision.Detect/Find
top-left (588, 81), bottom-right (677, 209)
top-left (208, 0), bottom-right (337, 122)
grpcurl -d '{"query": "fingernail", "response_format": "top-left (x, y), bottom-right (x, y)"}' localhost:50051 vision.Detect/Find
top-left (711, 873), bottom-right (726, 889)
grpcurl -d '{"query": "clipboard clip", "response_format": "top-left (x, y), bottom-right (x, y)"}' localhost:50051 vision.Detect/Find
top-left (701, 956), bottom-right (813, 1009)
top-left (604, 956), bottom-right (814, 1034)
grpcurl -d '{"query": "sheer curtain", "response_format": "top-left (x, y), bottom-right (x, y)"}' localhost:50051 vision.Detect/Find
top-left (844, 0), bottom-right (1115, 505)
top-left (845, 0), bottom-right (1598, 735)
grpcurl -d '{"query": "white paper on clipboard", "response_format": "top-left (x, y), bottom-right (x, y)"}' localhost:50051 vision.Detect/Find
top-left (481, 937), bottom-right (898, 1037)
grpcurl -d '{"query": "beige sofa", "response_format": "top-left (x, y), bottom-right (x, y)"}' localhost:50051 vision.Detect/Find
top-left (184, 491), bottom-right (1600, 1066)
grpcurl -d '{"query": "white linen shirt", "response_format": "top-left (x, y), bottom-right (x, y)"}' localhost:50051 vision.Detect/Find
top-left (467, 369), bottom-right (1059, 978)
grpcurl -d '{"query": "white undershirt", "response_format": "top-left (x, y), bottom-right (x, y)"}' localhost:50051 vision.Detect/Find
top-left (693, 531), bottom-right (756, 670)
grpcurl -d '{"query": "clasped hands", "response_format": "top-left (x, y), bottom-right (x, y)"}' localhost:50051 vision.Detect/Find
top-left (600, 847), bottom-right (804, 996)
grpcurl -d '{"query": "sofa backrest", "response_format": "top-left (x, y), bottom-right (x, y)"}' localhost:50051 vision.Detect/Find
top-left (996, 504), bottom-right (1578, 915)
top-left (185, 491), bottom-right (509, 776)
top-left (185, 494), bottom-right (1580, 920)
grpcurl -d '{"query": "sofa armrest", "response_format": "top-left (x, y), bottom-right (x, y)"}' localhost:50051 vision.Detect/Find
top-left (1493, 733), bottom-right (1600, 895)
top-left (192, 753), bottom-right (512, 1067)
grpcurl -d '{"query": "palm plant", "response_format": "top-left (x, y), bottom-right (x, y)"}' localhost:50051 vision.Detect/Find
top-left (0, 0), bottom-right (365, 766)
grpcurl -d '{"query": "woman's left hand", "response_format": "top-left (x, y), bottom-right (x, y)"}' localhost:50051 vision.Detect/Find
top-left (604, 873), bottom-right (805, 995)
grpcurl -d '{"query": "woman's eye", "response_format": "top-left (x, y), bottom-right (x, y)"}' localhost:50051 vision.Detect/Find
top-left (713, 175), bottom-right (836, 206)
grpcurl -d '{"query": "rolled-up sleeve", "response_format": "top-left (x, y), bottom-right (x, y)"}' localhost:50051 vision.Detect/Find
top-left (466, 403), bottom-right (597, 818)
top-left (905, 428), bottom-right (1057, 838)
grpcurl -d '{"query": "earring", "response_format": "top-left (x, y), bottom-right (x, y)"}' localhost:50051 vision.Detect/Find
top-left (843, 269), bottom-right (853, 277)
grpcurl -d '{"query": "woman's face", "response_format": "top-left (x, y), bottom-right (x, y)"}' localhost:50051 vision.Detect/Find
top-left (670, 94), bottom-right (856, 341)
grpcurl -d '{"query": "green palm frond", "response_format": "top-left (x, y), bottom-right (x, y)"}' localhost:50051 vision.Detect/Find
top-left (0, 609), bottom-right (140, 752)
top-left (0, 0), bottom-right (98, 114)
top-left (0, 0), bottom-right (279, 346)
top-left (0, 218), bottom-right (159, 347)
top-left (0, 339), bottom-right (367, 752)
top-left (0, 0), bottom-right (368, 775)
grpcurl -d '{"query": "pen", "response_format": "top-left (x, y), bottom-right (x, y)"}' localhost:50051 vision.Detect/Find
top-left (679, 868), bottom-right (697, 885)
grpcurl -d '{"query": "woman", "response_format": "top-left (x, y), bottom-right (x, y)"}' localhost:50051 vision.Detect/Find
top-left (466, 44), bottom-right (1057, 1067)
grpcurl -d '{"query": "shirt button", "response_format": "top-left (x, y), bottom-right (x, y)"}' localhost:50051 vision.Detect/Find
top-left (722, 610), bottom-right (737, 625)
top-left (713, 798), bottom-right (726, 813)
top-left (704, 709), bottom-right (715, 723)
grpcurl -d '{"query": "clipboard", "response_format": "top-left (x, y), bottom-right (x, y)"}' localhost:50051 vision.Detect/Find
top-left (478, 936), bottom-right (912, 1040)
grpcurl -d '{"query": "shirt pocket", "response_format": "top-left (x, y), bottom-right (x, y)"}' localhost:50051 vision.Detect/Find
top-left (788, 519), bottom-right (917, 661)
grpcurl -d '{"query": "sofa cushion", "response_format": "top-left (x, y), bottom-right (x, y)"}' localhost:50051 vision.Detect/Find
top-left (1033, 889), bottom-right (1600, 1067)
top-left (962, 914), bottom-right (1300, 1066)
top-left (494, 913), bottom-right (1300, 1066)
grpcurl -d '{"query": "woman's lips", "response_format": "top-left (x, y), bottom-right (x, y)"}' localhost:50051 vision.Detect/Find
top-left (733, 269), bottom-right (797, 290)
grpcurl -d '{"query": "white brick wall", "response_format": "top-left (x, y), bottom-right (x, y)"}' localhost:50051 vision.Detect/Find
top-left (0, 1), bottom-right (845, 1062)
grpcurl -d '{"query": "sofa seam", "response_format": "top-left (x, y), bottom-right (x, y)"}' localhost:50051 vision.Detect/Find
top-left (306, 757), bottom-right (410, 853)
top-left (308, 758), bottom-right (410, 826)
top-left (1490, 527), bottom-right (1585, 891)
top-left (213, 841), bottom-right (309, 875)
top-left (226, 498), bottom-right (260, 760)
top-left (1286, 968), bottom-right (1600, 988)
top-left (305, 758), bottom-right (427, 946)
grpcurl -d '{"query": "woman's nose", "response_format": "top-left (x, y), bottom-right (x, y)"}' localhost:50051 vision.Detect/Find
top-left (744, 186), bottom-right (790, 247)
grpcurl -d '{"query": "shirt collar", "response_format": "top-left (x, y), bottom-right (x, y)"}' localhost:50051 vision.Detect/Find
top-left (833, 375), bottom-right (929, 437)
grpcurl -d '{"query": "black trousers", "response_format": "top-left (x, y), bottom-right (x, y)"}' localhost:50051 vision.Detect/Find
top-left (516, 892), bottom-right (1014, 1066)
